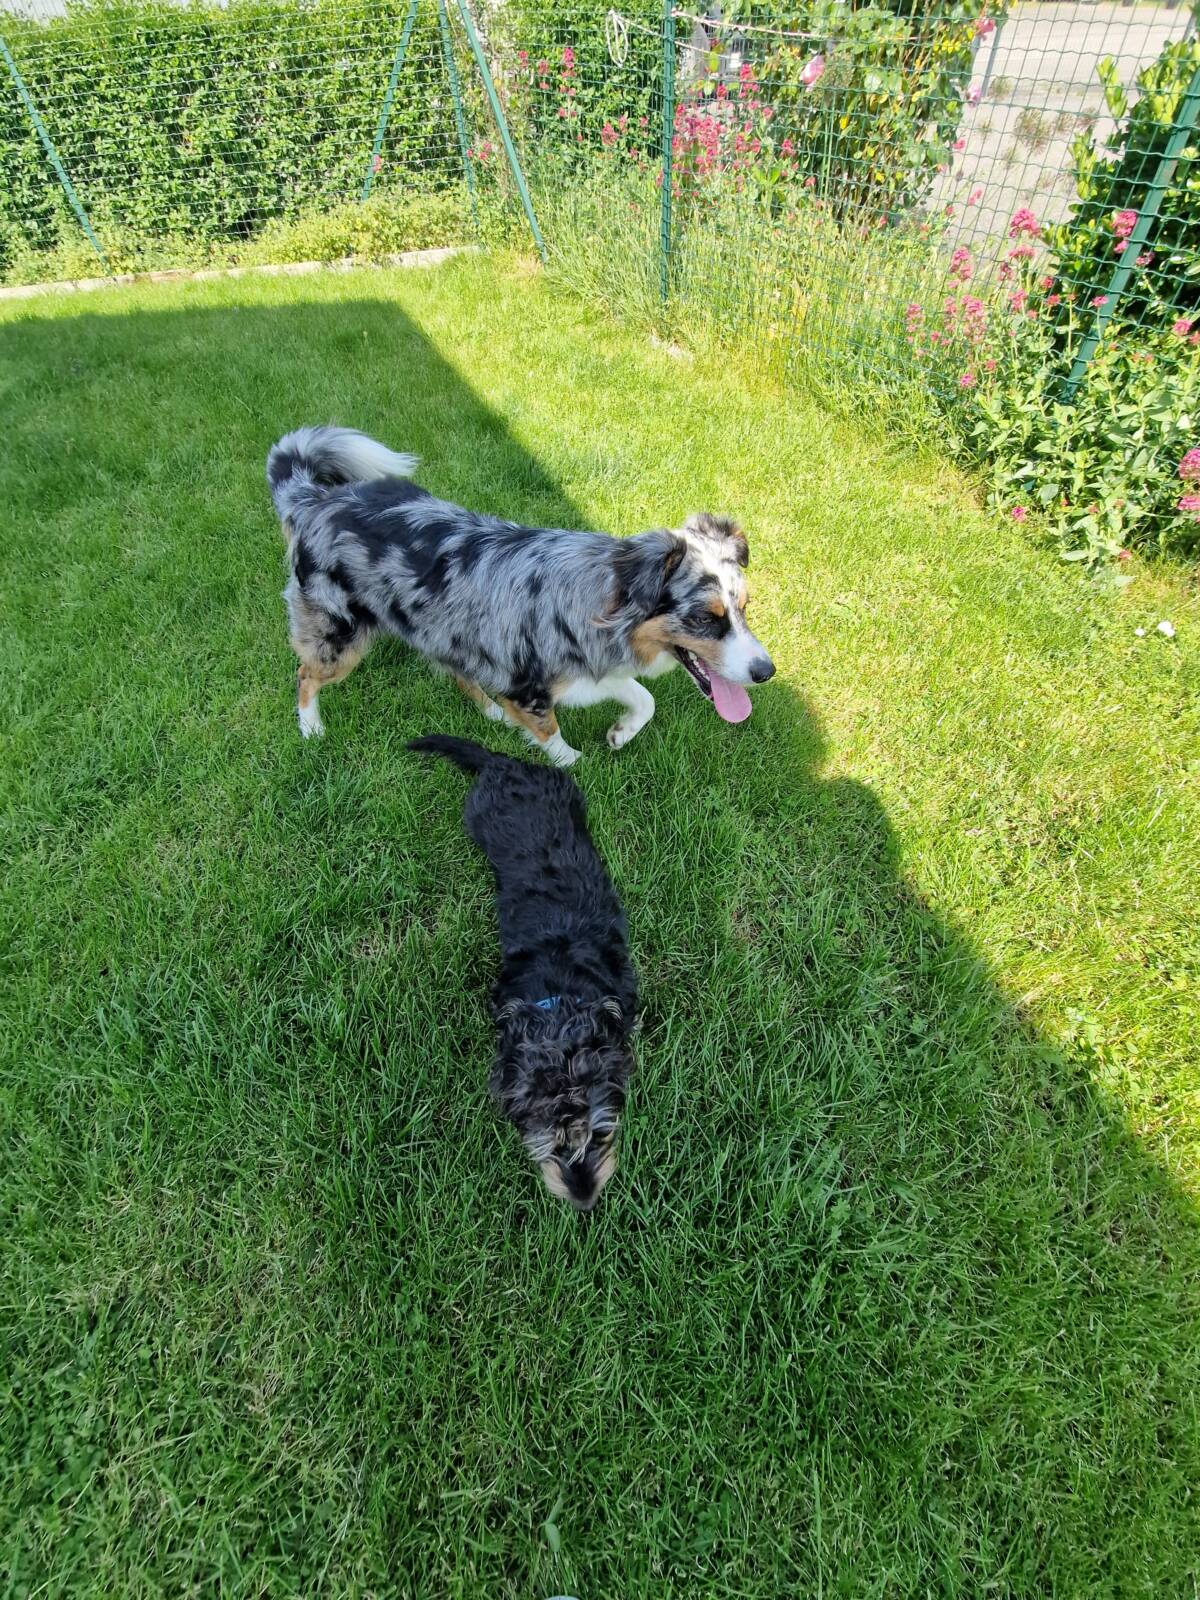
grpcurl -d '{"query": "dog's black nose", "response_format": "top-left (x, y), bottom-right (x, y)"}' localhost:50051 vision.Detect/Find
top-left (750, 657), bottom-right (776, 683)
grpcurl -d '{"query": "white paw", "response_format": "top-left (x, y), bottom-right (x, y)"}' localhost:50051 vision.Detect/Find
top-left (545, 737), bottom-right (582, 768)
top-left (481, 699), bottom-right (505, 723)
top-left (607, 719), bottom-right (644, 750)
top-left (298, 706), bottom-right (325, 738)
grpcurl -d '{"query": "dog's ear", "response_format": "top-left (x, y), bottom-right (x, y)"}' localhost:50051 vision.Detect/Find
top-left (612, 529), bottom-right (687, 616)
top-left (685, 511), bottom-right (749, 567)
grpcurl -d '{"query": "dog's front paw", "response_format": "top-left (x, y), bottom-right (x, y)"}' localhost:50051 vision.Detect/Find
top-left (298, 706), bottom-right (325, 739)
top-left (545, 734), bottom-right (582, 768)
top-left (606, 719), bottom-right (640, 751)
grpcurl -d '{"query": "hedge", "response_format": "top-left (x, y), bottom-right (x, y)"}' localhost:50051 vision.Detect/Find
top-left (0, 0), bottom-right (465, 276)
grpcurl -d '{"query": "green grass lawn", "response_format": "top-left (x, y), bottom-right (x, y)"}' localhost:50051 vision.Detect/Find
top-left (2, 256), bottom-right (1198, 1597)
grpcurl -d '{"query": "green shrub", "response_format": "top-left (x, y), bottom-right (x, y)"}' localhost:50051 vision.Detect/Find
top-left (1049, 33), bottom-right (1200, 326)
top-left (970, 317), bottom-right (1200, 562)
top-left (0, 0), bottom-right (463, 277)
top-left (242, 191), bottom-right (474, 264)
top-left (491, 0), bottom-right (660, 175)
top-left (0, 189), bottom-right (477, 285)
top-left (759, 0), bottom-right (1004, 217)
top-left (900, 198), bottom-right (1200, 562)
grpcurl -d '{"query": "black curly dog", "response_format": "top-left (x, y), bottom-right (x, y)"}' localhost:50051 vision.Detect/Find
top-left (409, 735), bottom-right (637, 1210)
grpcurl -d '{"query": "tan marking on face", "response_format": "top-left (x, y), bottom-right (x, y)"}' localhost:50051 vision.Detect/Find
top-left (538, 1141), bottom-right (619, 1209)
top-left (651, 623), bottom-right (730, 671)
top-left (630, 616), bottom-right (673, 664)
top-left (593, 1142), bottom-right (618, 1198)
top-left (539, 1159), bottom-right (572, 1203)
top-left (497, 697), bottom-right (559, 742)
top-left (706, 596), bottom-right (727, 617)
top-left (737, 582), bottom-right (748, 612)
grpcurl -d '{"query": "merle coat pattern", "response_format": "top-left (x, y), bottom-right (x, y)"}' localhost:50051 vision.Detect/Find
top-left (409, 734), bottom-right (637, 1210)
top-left (267, 426), bottom-right (774, 762)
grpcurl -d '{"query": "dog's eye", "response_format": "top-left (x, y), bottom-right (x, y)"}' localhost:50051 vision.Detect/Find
top-left (690, 608), bottom-right (729, 636)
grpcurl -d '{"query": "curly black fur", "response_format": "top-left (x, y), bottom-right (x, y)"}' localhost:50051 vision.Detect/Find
top-left (409, 735), bottom-right (637, 1210)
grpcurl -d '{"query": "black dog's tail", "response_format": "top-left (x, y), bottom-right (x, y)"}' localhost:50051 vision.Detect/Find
top-left (407, 735), bottom-right (496, 774)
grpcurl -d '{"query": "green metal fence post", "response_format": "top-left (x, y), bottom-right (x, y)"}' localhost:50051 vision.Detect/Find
top-left (978, 14), bottom-right (1005, 101)
top-left (1, 36), bottom-right (106, 269)
top-left (1063, 57), bottom-right (1200, 398)
top-left (361, 0), bottom-right (421, 202)
top-left (437, 0), bottom-right (479, 235)
top-left (453, 0), bottom-right (545, 260)
top-left (658, 0), bottom-right (677, 304)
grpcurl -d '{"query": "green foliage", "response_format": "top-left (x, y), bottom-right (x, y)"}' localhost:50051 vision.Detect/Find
top-left (243, 190), bottom-right (475, 263)
top-left (1049, 34), bottom-right (1200, 323)
top-left (0, 0), bottom-right (463, 278)
top-left (492, 0), bottom-right (660, 174)
top-left (944, 34), bottom-right (1200, 564)
top-left (0, 189), bottom-right (478, 284)
top-left (971, 318), bottom-right (1200, 562)
top-left (902, 205), bottom-right (1200, 564)
top-left (760, 0), bottom-right (1001, 215)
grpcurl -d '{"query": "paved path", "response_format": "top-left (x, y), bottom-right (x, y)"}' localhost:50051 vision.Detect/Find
top-left (931, 0), bottom-right (1191, 257)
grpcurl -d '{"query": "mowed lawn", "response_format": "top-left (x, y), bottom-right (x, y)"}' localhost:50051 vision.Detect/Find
top-left (2, 256), bottom-right (1199, 1598)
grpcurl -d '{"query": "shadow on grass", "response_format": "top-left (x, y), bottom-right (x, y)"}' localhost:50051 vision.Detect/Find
top-left (1, 289), bottom-right (1196, 1597)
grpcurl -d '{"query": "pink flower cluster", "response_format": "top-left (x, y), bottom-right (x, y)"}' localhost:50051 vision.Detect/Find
top-left (1111, 208), bottom-right (1137, 255)
top-left (1008, 207), bottom-right (1040, 240)
top-left (667, 60), bottom-right (799, 197)
top-left (671, 103), bottom-right (725, 177)
top-left (949, 246), bottom-right (973, 283)
top-left (1177, 493), bottom-right (1200, 517)
top-left (1179, 448), bottom-right (1200, 482)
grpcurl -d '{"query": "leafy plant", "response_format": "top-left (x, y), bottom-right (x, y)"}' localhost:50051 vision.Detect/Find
top-left (755, 0), bottom-right (1008, 217)
top-left (1049, 33), bottom-right (1200, 324)
top-left (0, 0), bottom-right (473, 279)
top-left (971, 316), bottom-right (1200, 561)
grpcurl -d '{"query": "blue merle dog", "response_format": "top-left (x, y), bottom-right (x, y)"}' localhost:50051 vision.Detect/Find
top-left (266, 426), bottom-right (775, 764)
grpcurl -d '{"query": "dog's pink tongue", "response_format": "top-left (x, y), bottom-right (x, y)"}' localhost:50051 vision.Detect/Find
top-left (709, 671), bottom-right (752, 723)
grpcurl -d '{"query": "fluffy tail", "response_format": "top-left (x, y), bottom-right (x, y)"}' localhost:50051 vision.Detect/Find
top-left (266, 425), bottom-right (419, 522)
top-left (407, 735), bottom-right (495, 775)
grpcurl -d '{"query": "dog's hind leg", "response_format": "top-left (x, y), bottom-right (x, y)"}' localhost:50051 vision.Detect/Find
top-left (287, 587), bottom-right (375, 738)
top-left (454, 674), bottom-right (505, 724)
top-left (497, 698), bottom-right (581, 768)
top-left (295, 638), bottom-right (371, 738)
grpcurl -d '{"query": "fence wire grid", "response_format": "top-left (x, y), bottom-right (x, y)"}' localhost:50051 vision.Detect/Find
top-left (3, 0), bottom-right (1199, 543)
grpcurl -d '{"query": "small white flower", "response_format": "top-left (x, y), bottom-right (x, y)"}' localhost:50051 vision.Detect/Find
top-left (1157, 620), bottom-right (1176, 638)
top-left (1135, 627), bottom-right (1145, 637)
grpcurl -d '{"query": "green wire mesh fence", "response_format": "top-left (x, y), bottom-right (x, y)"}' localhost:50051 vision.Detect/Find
top-left (0, 0), bottom-right (539, 280)
top-left (2, 0), bottom-right (1198, 545)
